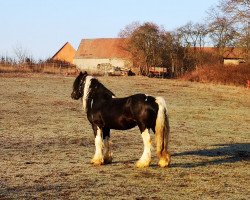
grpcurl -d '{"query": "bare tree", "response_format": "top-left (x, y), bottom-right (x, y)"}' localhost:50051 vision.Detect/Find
top-left (176, 22), bottom-right (209, 68)
top-left (118, 21), bottom-right (140, 38)
top-left (13, 44), bottom-right (35, 66)
top-left (220, 0), bottom-right (250, 23)
top-left (160, 31), bottom-right (187, 77)
top-left (119, 22), bottom-right (168, 75)
top-left (206, 6), bottom-right (239, 57)
top-left (207, 0), bottom-right (250, 61)
top-left (219, 0), bottom-right (250, 61)
top-left (119, 22), bottom-right (196, 77)
top-left (177, 22), bottom-right (208, 48)
top-left (13, 44), bottom-right (28, 64)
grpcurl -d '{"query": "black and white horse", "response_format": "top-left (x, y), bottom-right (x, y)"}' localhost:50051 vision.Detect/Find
top-left (71, 71), bottom-right (170, 168)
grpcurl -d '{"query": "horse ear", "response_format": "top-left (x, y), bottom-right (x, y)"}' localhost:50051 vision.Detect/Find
top-left (79, 71), bottom-right (88, 76)
top-left (83, 71), bottom-right (88, 76)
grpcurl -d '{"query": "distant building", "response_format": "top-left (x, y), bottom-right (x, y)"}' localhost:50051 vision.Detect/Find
top-left (53, 39), bottom-right (245, 72)
top-left (52, 42), bottom-right (76, 64)
top-left (198, 47), bottom-right (245, 65)
top-left (222, 48), bottom-right (245, 65)
top-left (73, 38), bottom-right (132, 73)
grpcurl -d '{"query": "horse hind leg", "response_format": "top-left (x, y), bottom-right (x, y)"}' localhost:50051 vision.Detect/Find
top-left (136, 128), bottom-right (152, 168)
top-left (91, 126), bottom-right (104, 165)
top-left (156, 116), bottom-right (171, 168)
top-left (156, 124), bottom-right (171, 168)
top-left (155, 97), bottom-right (171, 167)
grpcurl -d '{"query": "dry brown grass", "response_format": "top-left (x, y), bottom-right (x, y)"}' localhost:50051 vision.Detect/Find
top-left (0, 64), bottom-right (78, 76)
top-left (0, 74), bottom-right (249, 199)
top-left (182, 63), bottom-right (250, 86)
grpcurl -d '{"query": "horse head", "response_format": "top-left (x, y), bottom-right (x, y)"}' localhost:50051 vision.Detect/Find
top-left (71, 71), bottom-right (88, 100)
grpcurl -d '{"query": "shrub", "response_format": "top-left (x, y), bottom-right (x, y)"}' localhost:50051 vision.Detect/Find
top-left (182, 63), bottom-right (250, 86)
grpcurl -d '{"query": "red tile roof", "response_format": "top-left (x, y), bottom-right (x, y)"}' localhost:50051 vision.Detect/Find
top-left (52, 42), bottom-right (76, 64)
top-left (74, 37), bottom-right (245, 60)
top-left (75, 38), bottom-right (131, 59)
top-left (192, 47), bottom-right (244, 59)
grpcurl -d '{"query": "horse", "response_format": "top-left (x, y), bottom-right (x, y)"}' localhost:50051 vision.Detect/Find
top-left (71, 71), bottom-right (170, 168)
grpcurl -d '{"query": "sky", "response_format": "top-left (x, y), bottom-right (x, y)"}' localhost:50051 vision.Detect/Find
top-left (0, 0), bottom-right (219, 60)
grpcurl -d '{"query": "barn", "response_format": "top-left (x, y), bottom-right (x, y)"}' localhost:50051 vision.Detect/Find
top-left (73, 38), bottom-right (132, 73)
top-left (52, 42), bottom-right (76, 64)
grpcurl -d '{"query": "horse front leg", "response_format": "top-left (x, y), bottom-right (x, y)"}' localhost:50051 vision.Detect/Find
top-left (136, 128), bottom-right (152, 168)
top-left (103, 127), bottom-right (113, 164)
top-left (91, 126), bottom-right (104, 165)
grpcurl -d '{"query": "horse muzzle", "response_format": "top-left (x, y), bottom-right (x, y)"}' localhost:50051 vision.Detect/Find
top-left (71, 92), bottom-right (80, 100)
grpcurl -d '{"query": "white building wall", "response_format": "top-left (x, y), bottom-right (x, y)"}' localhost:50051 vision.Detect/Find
top-left (73, 58), bottom-right (132, 72)
top-left (223, 59), bottom-right (240, 65)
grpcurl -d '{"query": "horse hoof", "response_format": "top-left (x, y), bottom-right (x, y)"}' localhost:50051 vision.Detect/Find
top-left (135, 160), bottom-right (150, 168)
top-left (158, 159), bottom-right (170, 168)
top-left (104, 156), bottom-right (113, 164)
top-left (91, 158), bottom-right (104, 165)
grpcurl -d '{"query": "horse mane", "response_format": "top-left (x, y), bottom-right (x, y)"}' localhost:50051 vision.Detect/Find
top-left (89, 78), bottom-right (115, 100)
top-left (82, 77), bottom-right (115, 111)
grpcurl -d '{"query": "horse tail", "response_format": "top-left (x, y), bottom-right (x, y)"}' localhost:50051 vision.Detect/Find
top-left (155, 96), bottom-right (170, 167)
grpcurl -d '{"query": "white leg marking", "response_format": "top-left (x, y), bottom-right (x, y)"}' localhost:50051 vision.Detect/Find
top-left (91, 127), bottom-right (104, 165)
top-left (136, 129), bottom-right (151, 168)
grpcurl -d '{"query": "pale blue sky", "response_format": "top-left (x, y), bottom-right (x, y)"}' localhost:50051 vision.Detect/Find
top-left (0, 0), bottom-right (219, 60)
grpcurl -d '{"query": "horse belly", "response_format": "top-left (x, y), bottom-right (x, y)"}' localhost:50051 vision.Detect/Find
top-left (105, 116), bottom-right (137, 130)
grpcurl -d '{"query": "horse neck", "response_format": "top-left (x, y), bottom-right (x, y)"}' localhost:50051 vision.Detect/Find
top-left (89, 79), bottom-right (114, 101)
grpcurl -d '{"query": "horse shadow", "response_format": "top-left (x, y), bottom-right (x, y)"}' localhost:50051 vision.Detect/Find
top-left (171, 143), bottom-right (250, 168)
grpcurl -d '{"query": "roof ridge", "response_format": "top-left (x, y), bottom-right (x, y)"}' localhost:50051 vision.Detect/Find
top-left (52, 42), bottom-right (75, 58)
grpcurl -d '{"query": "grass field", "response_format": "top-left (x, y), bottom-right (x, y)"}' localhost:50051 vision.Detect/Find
top-left (0, 73), bottom-right (249, 199)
